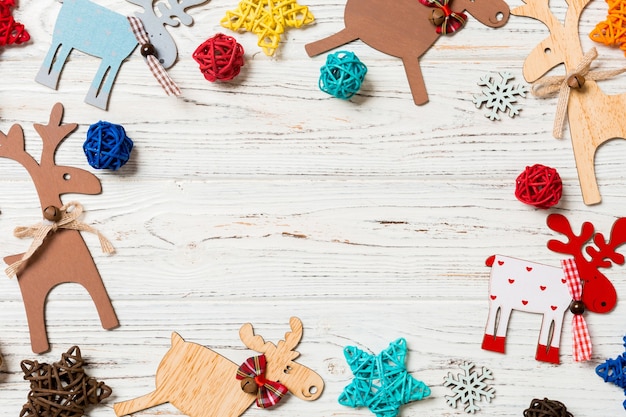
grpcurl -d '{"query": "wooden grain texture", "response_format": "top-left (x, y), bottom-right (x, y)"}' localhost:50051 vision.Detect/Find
top-left (114, 318), bottom-right (324, 417)
top-left (512, 0), bottom-right (626, 206)
top-left (1, 0), bottom-right (626, 416)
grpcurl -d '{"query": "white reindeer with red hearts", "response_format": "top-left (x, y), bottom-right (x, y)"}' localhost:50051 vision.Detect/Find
top-left (482, 213), bottom-right (626, 363)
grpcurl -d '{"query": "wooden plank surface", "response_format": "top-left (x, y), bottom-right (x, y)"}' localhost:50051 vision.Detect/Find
top-left (2, 0), bottom-right (626, 415)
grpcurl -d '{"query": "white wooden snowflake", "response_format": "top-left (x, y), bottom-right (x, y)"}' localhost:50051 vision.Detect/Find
top-left (443, 361), bottom-right (495, 414)
top-left (473, 71), bottom-right (528, 121)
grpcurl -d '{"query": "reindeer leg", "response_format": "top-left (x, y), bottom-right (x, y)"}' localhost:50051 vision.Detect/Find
top-left (305, 28), bottom-right (358, 57)
top-left (85, 61), bottom-right (118, 110)
top-left (81, 274), bottom-right (119, 330)
top-left (535, 317), bottom-right (561, 364)
top-left (481, 304), bottom-right (509, 353)
top-left (401, 56), bottom-right (429, 105)
top-left (113, 390), bottom-right (167, 416)
top-left (570, 131), bottom-right (602, 205)
top-left (35, 42), bottom-right (71, 89)
top-left (18, 282), bottom-right (51, 354)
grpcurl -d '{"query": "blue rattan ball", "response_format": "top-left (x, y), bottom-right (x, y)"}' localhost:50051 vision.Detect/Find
top-left (318, 51), bottom-right (367, 100)
top-left (83, 121), bottom-right (133, 170)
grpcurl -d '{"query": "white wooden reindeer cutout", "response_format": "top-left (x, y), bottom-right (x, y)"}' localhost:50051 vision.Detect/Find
top-left (114, 317), bottom-right (324, 417)
top-left (511, 0), bottom-right (626, 205)
top-left (482, 214), bottom-right (626, 364)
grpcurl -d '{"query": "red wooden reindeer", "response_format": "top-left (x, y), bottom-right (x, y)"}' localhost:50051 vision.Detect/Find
top-left (483, 214), bottom-right (626, 363)
top-left (114, 317), bottom-right (324, 417)
top-left (305, 0), bottom-right (510, 104)
top-left (512, 0), bottom-right (626, 205)
top-left (0, 103), bottom-right (117, 353)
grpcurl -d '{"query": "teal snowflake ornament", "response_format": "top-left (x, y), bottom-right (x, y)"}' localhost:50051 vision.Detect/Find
top-left (338, 338), bottom-right (431, 417)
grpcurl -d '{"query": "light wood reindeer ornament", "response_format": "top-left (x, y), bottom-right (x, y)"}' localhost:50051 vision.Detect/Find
top-left (114, 317), bottom-right (324, 417)
top-left (512, 0), bottom-right (626, 205)
top-left (0, 103), bottom-right (117, 354)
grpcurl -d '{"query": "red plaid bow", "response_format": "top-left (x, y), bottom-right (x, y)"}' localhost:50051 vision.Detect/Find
top-left (236, 355), bottom-right (288, 408)
top-left (562, 258), bottom-right (592, 361)
top-left (127, 17), bottom-right (181, 97)
top-left (418, 0), bottom-right (467, 35)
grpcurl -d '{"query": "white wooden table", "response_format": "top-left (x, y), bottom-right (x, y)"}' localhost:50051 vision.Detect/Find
top-left (1, 0), bottom-right (626, 415)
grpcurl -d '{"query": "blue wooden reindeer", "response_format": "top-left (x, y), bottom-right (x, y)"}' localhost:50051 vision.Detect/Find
top-left (35, 0), bottom-right (204, 110)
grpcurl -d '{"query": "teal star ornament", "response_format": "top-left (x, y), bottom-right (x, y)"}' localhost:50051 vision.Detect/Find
top-left (338, 338), bottom-right (431, 417)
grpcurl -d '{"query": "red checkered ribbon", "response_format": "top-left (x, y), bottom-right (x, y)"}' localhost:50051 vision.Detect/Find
top-left (561, 258), bottom-right (592, 361)
top-left (127, 17), bottom-right (181, 97)
top-left (236, 355), bottom-right (288, 408)
top-left (418, 0), bottom-right (467, 35)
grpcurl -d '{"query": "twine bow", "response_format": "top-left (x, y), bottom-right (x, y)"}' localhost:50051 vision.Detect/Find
top-left (418, 0), bottom-right (467, 34)
top-left (127, 16), bottom-right (181, 97)
top-left (531, 47), bottom-right (626, 139)
top-left (561, 258), bottom-right (592, 362)
top-left (5, 202), bottom-right (114, 278)
top-left (236, 355), bottom-right (288, 408)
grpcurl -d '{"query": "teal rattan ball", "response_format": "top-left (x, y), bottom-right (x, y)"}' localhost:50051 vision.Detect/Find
top-left (318, 51), bottom-right (367, 100)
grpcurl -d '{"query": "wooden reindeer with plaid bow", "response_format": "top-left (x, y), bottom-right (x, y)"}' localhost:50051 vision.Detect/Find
top-left (305, 0), bottom-right (509, 104)
top-left (36, 0), bottom-right (204, 110)
top-left (114, 317), bottom-right (324, 417)
top-left (483, 214), bottom-right (626, 364)
top-left (511, 0), bottom-right (626, 205)
top-left (0, 103), bottom-right (117, 354)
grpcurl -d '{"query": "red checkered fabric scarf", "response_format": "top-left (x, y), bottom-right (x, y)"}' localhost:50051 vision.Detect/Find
top-left (418, 0), bottom-right (467, 34)
top-left (236, 355), bottom-right (288, 408)
top-left (561, 258), bottom-right (592, 361)
top-left (127, 17), bottom-right (181, 97)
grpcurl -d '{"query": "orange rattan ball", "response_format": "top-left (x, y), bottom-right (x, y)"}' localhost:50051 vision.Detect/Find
top-left (192, 33), bottom-right (244, 82)
top-left (515, 164), bottom-right (562, 209)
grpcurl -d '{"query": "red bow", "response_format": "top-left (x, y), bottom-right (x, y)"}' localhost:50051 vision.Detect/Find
top-left (562, 258), bottom-right (592, 361)
top-left (418, 0), bottom-right (467, 35)
top-left (236, 355), bottom-right (288, 408)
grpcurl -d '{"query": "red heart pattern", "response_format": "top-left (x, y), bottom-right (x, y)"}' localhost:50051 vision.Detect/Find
top-left (490, 295), bottom-right (497, 300)
top-left (526, 266), bottom-right (533, 271)
top-left (551, 305), bottom-right (557, 310)
top-left (498, 260), bottom-right (504, 265)
top-left (540, 286), bottom-right (546, 291)
top-left (508, 279), bottom-right (515, 284)
top-left (522, 300), bottom-right (528, 305)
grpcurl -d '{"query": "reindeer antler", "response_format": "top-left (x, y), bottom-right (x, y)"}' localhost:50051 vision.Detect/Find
top-left (511, 0), bottom-right (564, 31)
top-left (548, 213), bottom-right (626, 281)
top-left (34, 103), bottom-right (77, 168)
top-left (586, 218), bottom-right (626, 269)
top-left (240, 323), bottom-right (274, 353)
top-left (128, 0), bottom-right (205, 26)
top-left (155, 0), bottom-right (205, 26)
top-left (0, 123), bottom-right (39, 173)
top-left (547, 213), bottom-right (595, 256)
top-left (281, 317), bottom-right (303, 353)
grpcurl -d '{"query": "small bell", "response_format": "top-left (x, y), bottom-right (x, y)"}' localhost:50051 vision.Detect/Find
top-left (429, 9), bottom-right (446, 26)
top-left (240, 377), bottom-right (259, 394)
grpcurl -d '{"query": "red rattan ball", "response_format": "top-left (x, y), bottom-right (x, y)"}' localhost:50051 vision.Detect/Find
top-left (192, 33), bottom-right (244, 82)
top-left (515, 164), bottom-right (562, 209)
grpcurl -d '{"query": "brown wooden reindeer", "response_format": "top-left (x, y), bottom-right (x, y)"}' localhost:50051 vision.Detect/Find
top-left (512, 0), bottom-right (626, 205)
top-left (305, 0), bottom-right (510, 104)
top-left (114, 317), bottom-right (324, 417)
top-left (0, 103), bottom-right (118, 354)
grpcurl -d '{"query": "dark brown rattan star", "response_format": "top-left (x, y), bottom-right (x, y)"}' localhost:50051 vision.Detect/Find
top-left (20, 346), bottom-right (112, 417)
